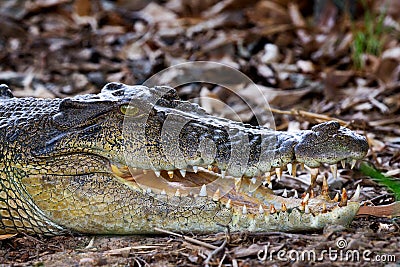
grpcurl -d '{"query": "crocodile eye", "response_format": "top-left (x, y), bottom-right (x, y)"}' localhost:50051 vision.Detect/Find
top-left (119, 104), bottom-right (139, 116)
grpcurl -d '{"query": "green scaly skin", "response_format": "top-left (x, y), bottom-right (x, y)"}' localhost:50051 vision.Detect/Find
top-left (0, 83), bottom-right (368, 235)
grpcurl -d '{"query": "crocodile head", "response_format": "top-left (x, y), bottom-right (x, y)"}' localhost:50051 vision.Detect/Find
top-left (2, 83), bottom-right (369, 235)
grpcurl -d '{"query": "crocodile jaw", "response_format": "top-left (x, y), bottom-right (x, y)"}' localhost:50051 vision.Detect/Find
top-left (103, 163), bottom-right (361, 234)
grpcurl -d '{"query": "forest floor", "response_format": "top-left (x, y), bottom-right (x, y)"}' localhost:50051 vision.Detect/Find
top-left (0, 0), bottom-right (399, 266)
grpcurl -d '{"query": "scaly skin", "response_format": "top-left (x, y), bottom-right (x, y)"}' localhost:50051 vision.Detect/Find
top-left (0, 83), bottom-right (368, 235)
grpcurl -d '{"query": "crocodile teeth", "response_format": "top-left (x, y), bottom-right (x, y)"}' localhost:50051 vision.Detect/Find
top-left (259, 204), bottom-right (264, 214)
top-left (168, 171), bottom-right (174, 179)
top-left (175, 189), bottom-right (181, 197)
top-left (234, 178), bottom-right (242, 192)
top-left (265, 172), bottom-right (271, 184)
top-left (351, 159), bottom-right (357, 169)
top-left (341, 160), bottom-right (346, 168)
top-left (293, 189), bottom-right (298, 198)
top-left (321, 176), bottom-right (329, 196)
top-left (193, 166), bottom-right (198, 173)
top-left (242, 205), bottom-right (247, 215)
top-left (208, 165), bottom-right (213, 171)
top-left (250, 177), bottom-right (257, 184)
top-left (330, 164), bottom-right (338, 179)
top-left (199, 184), bottom-right (207, 197)
top-left (288, 163), bottom-right (297, 177)
top-left (161, 189), bottom-right (166, 195)
top-left (304, 204), bottom-right (310, 214)
top-left (270, 204), bottom-right (276, 214)
top-left (282, 188), bottom-right (288, 198)
top-left (212, 189), bottom-right (220, 201)
top-left (333, 192), bottom-right (339, 202)
top-left (221, 170), bottom-right (226, 178)
top-left (302, 193), bottom-right (310, 205)
top-left (146, 188), bottom-right (152, 194)
top-left (281, 203), bottom-right (287, 212)
top-left (275, 168), bottom-right (282, 181)
top-left (287, 163), bottom-right (293, 176)
top-left (143, 170), bottom-right (148, 174)
top-left (154, 170), bottom-right (161, 177)
top-left (268, 183), bottom-right (273, 189)
top-left (179, 169), bottom-right (186, 177)
top-left (226, 199), bottom-right (231, 209)
top-left (310, 168), bottom-right (319, 186)
top-left (350, 184), bottom-right (361, 201)
top-left (339, 188), bottom-right (348, 206)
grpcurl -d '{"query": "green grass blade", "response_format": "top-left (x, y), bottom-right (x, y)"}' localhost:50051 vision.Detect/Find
top-left (359, 162), bottom-right (400, 201)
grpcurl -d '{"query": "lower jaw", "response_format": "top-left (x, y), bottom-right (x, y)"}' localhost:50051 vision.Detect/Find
top-left (110, 163), bottom-right (361, 217)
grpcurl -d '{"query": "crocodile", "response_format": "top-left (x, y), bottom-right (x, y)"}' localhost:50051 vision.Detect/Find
top-left (0, 82), bottom-right (368, 235)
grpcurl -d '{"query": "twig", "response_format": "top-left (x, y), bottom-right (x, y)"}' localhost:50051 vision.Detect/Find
top-left (204, 230), bottom-right (229, 267)
top-left (154, 227), bottom-right (218, 250)
top-left (267, 107), bottom-right (348, 126)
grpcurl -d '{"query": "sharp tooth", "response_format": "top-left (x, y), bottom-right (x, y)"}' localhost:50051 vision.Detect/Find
top-left (282, 188), bottom-right (288, 198)
top-left (310, 168), bottom-right (319, 186)
top-left (234, 178), bottom-right (242, 192)
top-left (341, 160), bottom-right (346, 168)
top-left (333, 192), bottom-right (339, 202)
top-left (351, 159), bottom-right (357, 169)
top-left (143, 170), bottom-right (148, 174)
top-left (250, 177), bottom-right (257, 184)
top-left (270, 204), bottom-right (276, 214)
top-left (208, 165), bottom-right (213, 171)
top-left (330, 164), bottom-right (338, 179)
top-left (161, 189), bottom-right (166, 195)
top-left (199, 184), bottom-right (207, 197)
top-left (265, 172), bottom-right (271, 184)
top-left (193, 166), bottom-right (198, 173)
top-left (268, 183), bottom-right (273, 189)
top-left (302, 193), bottom-right (310, 205)
top-left (168, 171), bottom-right (174, 179)
top-left (288, 163), bottom-right (297, 177)
top-left (221, 170), bottom-right (226, 178)
top-left (146, 188), bottom-right (152, 194)
top-left (293, 189), bottom-right (298, 198)
top-left (322, 203), bottom-right (327, 213)
top-left (339, 188), bottom-right (348, 206)
top-left (175, 189), bottom-right (181, 197)
top-left (259, 205), bottom-right (264, 214)
top-left (226, 199), bottom-right (231, 209)
top-left (287, 163), bottom-right (293, 175)
top-left (154, 170), bottom-right (161, 177)
top-left (281, 203), bottom-right (287, 212)
top-left (212, 189), bottom-right (220, 201)
top-left (275, 167), bottom-right (282, 181)
top-left (322, 176), bottom-right (329, 196)
top-left (179, 169), bottom-right (186, 177)
top-left (305, 204), bottom-right (310, 214)
top-left (350, 184), bottom-right (361, 201)
top-left (242, 205), bottom-right (247, 215)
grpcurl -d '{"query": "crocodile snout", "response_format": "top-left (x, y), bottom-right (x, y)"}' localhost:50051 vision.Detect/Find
top-left (294, 121), bottom-right (369, 167)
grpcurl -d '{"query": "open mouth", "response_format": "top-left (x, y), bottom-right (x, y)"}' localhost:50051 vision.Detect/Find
top-left (110, 160), bottom-right (361, 217)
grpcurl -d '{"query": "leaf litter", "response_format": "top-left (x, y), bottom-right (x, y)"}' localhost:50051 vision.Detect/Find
top-left (0, 0), bottom-right (399, 266)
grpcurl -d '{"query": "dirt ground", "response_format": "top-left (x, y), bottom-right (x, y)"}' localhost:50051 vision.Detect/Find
top-left (0, 0), bottom-right (399, 266)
